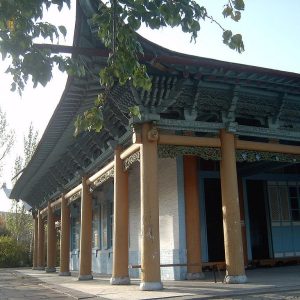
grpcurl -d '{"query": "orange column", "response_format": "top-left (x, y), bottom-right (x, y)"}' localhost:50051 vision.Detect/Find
top-left (140, 123), bottom-right (163, 291)
top-left (220, 129), bottom-right (247, 283)
top-left (184, 155), bottom-right (204, 280)
top-left (32, 214), bottom-right (38, 269)
top-left (37, 209), bottom-right (45, 270)
top-left (59, 195), bottom-right (71, 276)
top-left (78, 176), bottom-right (93, 280)
top-left (238, 178), bottom-right (248, 266)
top-left (46, 202), bottom-right (56, 272)
top-left (110, 146), bottom-right (130, 285)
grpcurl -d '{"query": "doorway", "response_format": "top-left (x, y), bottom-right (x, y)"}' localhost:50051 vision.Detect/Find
top-left (204, 178), bottom-right (225, 262)
top-left (246, 180), bottom-right (270, 260)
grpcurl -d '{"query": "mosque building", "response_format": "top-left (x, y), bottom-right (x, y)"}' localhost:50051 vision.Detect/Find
top-left (10, 0), bottom-right (300, 291)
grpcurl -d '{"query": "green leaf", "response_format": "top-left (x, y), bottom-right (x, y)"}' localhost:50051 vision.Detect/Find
top-left (129, 105), bottom-right (141, 119)
top-left (127, 16), bottom-right (141, 31)
top-left (58, 25), bottom-right (67, 37)
top-left (10, 82), bottom-right (16, 92)
top-left (222, 30), bottom-right (232, 44)
top-left (222, 6), bottom-right (233, 18)
top-left (230, 33), bottom-right (245, 53)
top-left (232, 11), bottom-right (241, 22)
top-left (232, 0), bottom-right (245, 11)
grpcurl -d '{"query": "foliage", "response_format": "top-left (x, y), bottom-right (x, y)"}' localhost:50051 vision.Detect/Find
top-left (76, 0), bottom-right (245, 134)
top-left (0, 213), bottom-right (9, 236)
top-left (0, 0), bottom-right (245, 134)
top-left (12, 122), bottom-right (39, 183)
top-left (0, 0), bottom-right (73, 94)
top-left (12, 155), bottom-right (23, 183)
top-left (94, 0), bottom-right (244, 90)
top-left (23, 122), bottom-right (39, 166)
top-left (6, 123), bottom-right (39, 250)
top-left (0, 106), bottom-right (15, 177)
top-left (6, 200), bottom-right (32, 244)
top-left (0, 235), bottom-right (31, 267)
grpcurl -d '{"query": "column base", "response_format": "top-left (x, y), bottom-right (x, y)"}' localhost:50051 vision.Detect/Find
top-left (224, 274), bottom-right (247, 284)
top-left (186, 272), bottom-right (205, 280)
top-left (32, 267), bottom-right (38, 270)
top-left (46, 267), bottom-right (56, 273)
top-left (36, 266), bottom-right (45, 271)
top-left (78, 274), bottom-right (93, 281)
top-left (110, 276), bottom-right (131, 285)
top-left (140, 281), bottom-right (163, 291)
top-left (59, 271), bottom-right (71, 276)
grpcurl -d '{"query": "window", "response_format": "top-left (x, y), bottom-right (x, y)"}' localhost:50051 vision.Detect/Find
top-left (71, 217), bottom-right (80, 250)
top-left (92, 207), bottom-right (101, 249)
top-left (268, 182), bottom-right (300, 222)
top-left (289, 186), bottom-right (300, 221)
top-left (108, 201), bottom-right (114, 248)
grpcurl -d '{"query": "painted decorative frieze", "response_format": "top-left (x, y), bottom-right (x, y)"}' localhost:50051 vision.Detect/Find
top-left (157, 145), bottom-right (300, 163)
top-left (69, 191), bottom-right (81, 203)
top-left (236, 150), bottom-right (300, 163)
top-left (158, 145), bottom-right (221, 160)
top-left (124, 151), bottom-right (140, 171)
top-left (93, 167), bottom-right (114, 187)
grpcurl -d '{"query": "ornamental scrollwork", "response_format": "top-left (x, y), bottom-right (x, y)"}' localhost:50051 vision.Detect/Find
top-left (69, 191), bottom-right (81, 203)
top-left (124, 151), bottom-right (140, 171)
top-left (236, 150), bottom-right (300, 163)
top-left (94, 167), bottom-right (114, 187)
top-left (157, 145), bottom-right (300, 164)
top-left (158, 145), bottom-right (221, 160)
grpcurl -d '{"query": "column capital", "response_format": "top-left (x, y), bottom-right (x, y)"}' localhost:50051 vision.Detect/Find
top-left (141, 122), bottom-right (159, 143)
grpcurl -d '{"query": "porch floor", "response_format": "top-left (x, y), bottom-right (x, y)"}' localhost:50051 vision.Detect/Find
top-left (9, 264), bottom-right (300, 299)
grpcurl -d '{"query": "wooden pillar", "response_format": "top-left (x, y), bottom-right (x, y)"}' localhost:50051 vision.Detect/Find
top-left (59, 195), bottom-right (71, 276)
top-left (78, 176), bottom-right (93, 280)
top-left (110, 146), bottom-right (130, 285)
top-left (183, 155), bottom-right (204, 280)
top-left (32, 214), bottom-right (38, 269)
top-left (46, 202), bottom-right (56, 272)
top-left (140, 123), bottom-right (163, 291)
top-left (238, 178), bottom-right (248, 266)
top-left (220, 129), bottom-right (247, 283)
top-left (37, 209), bottom-right (45, 270)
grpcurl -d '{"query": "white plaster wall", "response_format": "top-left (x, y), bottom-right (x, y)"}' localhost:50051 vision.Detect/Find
top-left (158, 158), bottom-right (179, 251)
top-left (90, 181), bottom-right (114, 275)
top-left (128, 158), bottom-right (180, 256)
top-left (85, 157), bottom-right (184, 279)
top-left (128, 162), bottom-right (141, 252)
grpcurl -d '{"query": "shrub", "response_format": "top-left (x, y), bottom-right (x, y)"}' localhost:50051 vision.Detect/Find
top-left (0, 236), bottom-right (31, 267)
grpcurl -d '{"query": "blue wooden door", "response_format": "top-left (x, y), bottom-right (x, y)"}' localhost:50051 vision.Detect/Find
top-left (268, 182), bottom-right (300, 258)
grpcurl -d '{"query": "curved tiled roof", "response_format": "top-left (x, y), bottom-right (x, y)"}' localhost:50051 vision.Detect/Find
top-left (10, 0), bottom-right (300, 208)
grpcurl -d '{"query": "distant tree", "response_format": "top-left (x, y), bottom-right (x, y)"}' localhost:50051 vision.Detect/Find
top-left (6, 199), bottom-right (31, 244)
top-left (0, 236), bottom-right (31, 267)
top-left (23, 122), bottom-right (39, 167)
top-left (0, 107), bottom-right (14, 178)
top-left (0, 213), bottom-right (9, 236)
top-left (6, 123), bottom-right (39, 247)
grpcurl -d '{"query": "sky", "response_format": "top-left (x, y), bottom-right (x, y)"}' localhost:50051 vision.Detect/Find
top-left (0, 0), bottom-right (300, 211)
